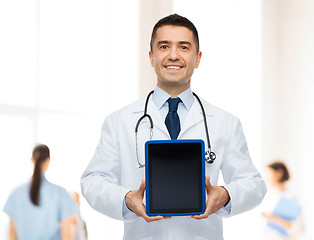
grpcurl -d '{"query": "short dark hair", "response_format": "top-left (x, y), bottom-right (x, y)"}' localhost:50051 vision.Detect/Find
top-left (268, 161), bottom-right (290, 183)
top-left (150, 14), bottom-right (199, 53)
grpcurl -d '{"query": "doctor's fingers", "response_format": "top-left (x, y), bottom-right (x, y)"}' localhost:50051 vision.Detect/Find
top-left (133, 179), bottom-right (165, 222)
top-left (193, 185), bottom-right (227, 219)
top-left (191, 199), bottom-right (216, 220)
top-left (137, 204), bottom-right (164, 222)
top-left (143, 214), bottom-right (165, 223)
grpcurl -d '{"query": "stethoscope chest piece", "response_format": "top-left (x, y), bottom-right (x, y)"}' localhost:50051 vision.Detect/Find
top-left (205, 150), bottom-right (216, 164)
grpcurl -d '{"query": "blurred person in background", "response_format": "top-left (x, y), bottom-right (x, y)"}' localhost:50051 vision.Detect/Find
top-left (261, 161), bottom-right (304, 239)
top-left (3, 144), bottom-right (78, 240)
top-left (70, 192), bottom-right (88, 240)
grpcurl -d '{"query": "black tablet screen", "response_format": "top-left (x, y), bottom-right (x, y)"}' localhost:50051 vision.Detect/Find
top-left (146, 140), bottom-right (204, 215)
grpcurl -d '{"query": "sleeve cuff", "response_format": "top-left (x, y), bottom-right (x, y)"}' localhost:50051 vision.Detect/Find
top-left (122, 196), bottom-right (137, 222)
top-left (216, 187), bottom-right (232, 217)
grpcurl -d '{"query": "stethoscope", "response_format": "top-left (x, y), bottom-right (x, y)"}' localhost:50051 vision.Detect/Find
top-left (135, 90), bottom-right (216, 168)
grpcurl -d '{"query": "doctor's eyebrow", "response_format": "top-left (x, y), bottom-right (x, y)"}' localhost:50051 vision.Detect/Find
top-left (178, 41), bottom-right (192, 46)
top-left (157, 40), bottom-right (192, 47)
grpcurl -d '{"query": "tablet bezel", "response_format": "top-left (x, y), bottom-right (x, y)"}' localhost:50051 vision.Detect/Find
top-left (145, 139), bottom-right (206, 217)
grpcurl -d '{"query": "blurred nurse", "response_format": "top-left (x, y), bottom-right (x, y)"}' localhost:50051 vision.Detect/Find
top-left (3, 144), bottom-right (78, 240)
top-left (261, 161), bottom-right (304, 240)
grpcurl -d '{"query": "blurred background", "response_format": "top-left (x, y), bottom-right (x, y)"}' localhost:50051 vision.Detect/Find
top-left (0, 0), bottom-right (313, 239)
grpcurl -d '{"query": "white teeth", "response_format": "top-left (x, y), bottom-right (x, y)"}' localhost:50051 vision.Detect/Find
top-left (166, 66), bottom-right (181, 69)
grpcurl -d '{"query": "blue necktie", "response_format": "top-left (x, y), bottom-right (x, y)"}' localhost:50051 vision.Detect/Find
top-left (165, 98), bottom-right (181, 139)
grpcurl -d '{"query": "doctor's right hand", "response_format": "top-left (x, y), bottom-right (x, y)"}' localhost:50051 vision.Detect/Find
top-left (125, 179), bottom-right (165, 222)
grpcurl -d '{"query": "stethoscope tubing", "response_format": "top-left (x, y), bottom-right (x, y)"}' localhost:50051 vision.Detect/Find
top-left (135, 90), bottom-right (215, 167)
top-left (192, 92), bottom-right (211, 152)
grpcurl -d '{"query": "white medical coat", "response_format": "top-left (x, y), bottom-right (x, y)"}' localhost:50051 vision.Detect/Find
top-left (81, 95), bottom-right (267, 240)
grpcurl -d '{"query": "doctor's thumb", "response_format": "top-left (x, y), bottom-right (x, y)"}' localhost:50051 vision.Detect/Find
top-left (139, 179), bottom-right (146, 193)
top-left (205, 176), bottom-right (213, 191)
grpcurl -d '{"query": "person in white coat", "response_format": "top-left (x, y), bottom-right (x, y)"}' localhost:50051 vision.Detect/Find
top-left (81, 14), bottom-right (267, 240)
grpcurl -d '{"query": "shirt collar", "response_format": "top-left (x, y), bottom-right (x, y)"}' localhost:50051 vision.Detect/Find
top-left (152, 85), bottom-right (194, 110)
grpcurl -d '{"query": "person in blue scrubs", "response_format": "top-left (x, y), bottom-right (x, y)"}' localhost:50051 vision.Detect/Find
top-left (3, 144), bottom-right (78, 240)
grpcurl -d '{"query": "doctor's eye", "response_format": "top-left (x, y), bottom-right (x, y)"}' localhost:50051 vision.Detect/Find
top-left (160, 45), bottom-right (169, 49)
top-left (180, 46), bottom-right (189, 50)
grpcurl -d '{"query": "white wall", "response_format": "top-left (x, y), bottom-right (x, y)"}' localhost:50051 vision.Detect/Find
top-left (263, 0), bottom-right (314, 238)
top-left (0, 0), bottom-right (139, 239)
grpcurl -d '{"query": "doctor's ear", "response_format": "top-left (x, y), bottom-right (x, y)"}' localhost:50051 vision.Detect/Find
top-left (194, 51), bottom-right (202, 69)
top-left (149, 51), bottom-right (154, 67)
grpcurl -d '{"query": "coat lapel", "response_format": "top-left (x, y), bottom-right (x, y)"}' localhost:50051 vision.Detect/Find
top-left (147, 100), bottom-right (170, 137)
top-left (178, 98), bottom-right (214, 139)
top-left (132, 97), bottom-right (170, 138)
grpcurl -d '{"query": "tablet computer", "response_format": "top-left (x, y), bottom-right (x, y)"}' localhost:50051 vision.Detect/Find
top-left (145, 139), bottom-right (206, 216)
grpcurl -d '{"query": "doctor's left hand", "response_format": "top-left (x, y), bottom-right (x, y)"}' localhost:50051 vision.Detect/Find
top-left (192, 176), bottom-right (230, 220)
top-left (125, 179), bottom-right (165, 222)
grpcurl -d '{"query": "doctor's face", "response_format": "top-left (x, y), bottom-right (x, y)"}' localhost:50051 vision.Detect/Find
top-left (149, 25), bottom-right (202, 94)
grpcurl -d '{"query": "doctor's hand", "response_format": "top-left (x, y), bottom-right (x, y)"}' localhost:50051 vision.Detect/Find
top-left (125, 179), bottom-right (165, 222)
top-left (192, 176), bottom-right (230, 220)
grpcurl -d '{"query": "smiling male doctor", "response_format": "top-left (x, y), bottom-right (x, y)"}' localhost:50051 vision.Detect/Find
top-left (81, 14), bottom-right (266, 240)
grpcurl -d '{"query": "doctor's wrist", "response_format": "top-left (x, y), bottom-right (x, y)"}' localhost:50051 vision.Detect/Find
top-left (221, 186), bottom-right (230, 207)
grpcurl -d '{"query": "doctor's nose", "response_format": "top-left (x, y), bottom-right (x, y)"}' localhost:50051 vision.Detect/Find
top-left (168, 47), bottom-right (180, 61)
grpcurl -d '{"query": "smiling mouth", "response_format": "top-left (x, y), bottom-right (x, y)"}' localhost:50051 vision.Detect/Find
top-left (164, 65), bottom-right (183, 69)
